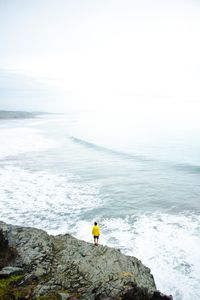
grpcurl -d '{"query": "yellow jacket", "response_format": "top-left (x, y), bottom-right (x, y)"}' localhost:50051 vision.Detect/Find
top-left (92, 225), bottom-right (100, 236)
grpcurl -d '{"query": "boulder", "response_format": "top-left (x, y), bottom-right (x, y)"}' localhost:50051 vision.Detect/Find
top-left (0, 266), bottom-right (23, 278)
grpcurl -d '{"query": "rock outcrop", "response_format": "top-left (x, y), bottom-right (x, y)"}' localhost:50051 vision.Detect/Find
top-left (0, 221), bottom-right (173, 300)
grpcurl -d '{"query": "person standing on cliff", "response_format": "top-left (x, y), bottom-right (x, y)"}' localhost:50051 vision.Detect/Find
top-left (92, 222), bottom-right (100, 246)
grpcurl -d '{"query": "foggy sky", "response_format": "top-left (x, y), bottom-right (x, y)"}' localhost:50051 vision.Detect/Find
top-left (0, 0), bottom-right (200, 112)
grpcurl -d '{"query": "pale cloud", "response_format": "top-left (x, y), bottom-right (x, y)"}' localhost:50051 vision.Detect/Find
top-left (0, 0), bottom-right (200, 111)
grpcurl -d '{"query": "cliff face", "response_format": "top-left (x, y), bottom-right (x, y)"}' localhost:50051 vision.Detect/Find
top-left (0, 221), bottom-right (172, 300)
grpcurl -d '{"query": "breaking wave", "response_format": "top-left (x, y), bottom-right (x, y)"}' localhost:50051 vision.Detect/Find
top-left (69, 136), bottom-right (200, 174)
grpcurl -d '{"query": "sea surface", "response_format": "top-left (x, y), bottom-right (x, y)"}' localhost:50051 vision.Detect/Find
top-left (0, 107), bottom-right (200, 300)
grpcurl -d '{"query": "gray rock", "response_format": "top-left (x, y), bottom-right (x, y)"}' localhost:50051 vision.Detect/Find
top-left (0, 221), bottom-right (173, 300)
top-left (151, 291), bottom-right (173, 300)
top-left (34, 267), bottom-right (47, 277)
top-left (58, 292), bottom-right (71, 299)
top-left (0, 266), bottom-right (23, 278)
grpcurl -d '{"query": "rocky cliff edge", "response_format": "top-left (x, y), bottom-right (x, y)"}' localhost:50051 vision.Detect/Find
top-left (0, 221), bottom-right (173, 300)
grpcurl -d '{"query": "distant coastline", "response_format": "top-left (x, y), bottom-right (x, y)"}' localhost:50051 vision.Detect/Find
top-left (0, 110), bottom-right (58, 120)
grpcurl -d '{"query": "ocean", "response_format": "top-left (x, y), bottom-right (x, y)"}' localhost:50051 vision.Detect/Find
top-left (0, 107), bottom-right (200, 300)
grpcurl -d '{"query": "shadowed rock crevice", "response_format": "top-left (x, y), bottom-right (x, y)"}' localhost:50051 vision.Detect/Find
top-left (0, 229), bottom-right (17, 270)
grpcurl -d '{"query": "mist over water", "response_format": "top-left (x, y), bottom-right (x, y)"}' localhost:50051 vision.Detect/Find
top-left (1, 0), bottom-right (200, 298)
top-left (0, 107), bottom-right (200, 300)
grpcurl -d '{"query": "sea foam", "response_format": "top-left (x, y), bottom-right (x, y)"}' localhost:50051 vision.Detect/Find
top-left (99, 214), bottom-right (200, 300)
top-left (0, 127), bottom-right (57, 159)
top-left (0, 166), bottom-right (103, 234)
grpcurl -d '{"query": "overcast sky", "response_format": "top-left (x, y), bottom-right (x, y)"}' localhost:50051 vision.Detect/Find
top-left (0, 0), bottom-right (200, 112)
